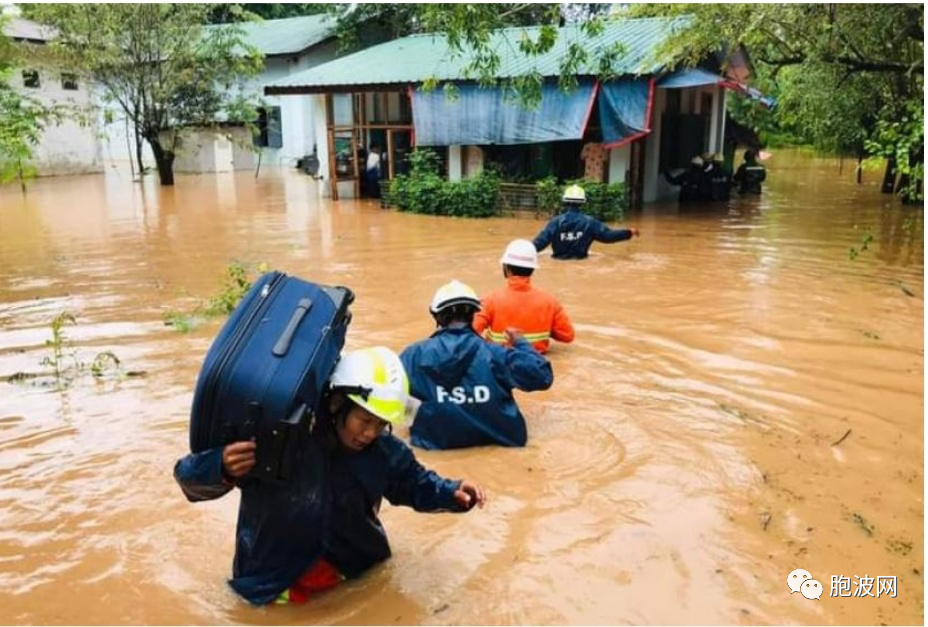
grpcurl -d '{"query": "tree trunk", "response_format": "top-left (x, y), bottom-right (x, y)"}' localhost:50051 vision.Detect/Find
top-left (134, 124), bottom-right (145, 176)
top-left (146, 134), bottom-right (175, 186)
top-left (856, 153), bottom-right (863, 184)
top-left (881, 156), bottom-right (897, 194)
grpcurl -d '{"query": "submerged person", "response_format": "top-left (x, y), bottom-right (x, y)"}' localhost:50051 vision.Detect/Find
top-left (664, 156), bottom-right (708, 202)
top-left (174, 346), bottom-right (486, 605)
top-left (532, 185), bottom-right (639, 260)
top-left (401, 280), bottom-right (553, 450)
top-left (733, 149), bottom-right (767, 194)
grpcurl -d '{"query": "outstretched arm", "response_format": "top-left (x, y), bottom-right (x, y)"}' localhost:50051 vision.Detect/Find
top-left (382, 438), bottom-right (485, 512)
top-left (594, 220), bottom-right (638, 244)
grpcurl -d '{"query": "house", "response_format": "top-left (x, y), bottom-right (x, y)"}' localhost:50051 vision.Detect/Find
top-left (265, 16), bottom-right (761, 204)
top-left (158, 15), bottom-right (340, 174)
top-left (3, 16), bottom-right (103, 177)
top-left (104, 14), bottom-right (341, 175)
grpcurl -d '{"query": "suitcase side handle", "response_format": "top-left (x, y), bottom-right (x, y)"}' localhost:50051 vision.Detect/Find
top-left (273, 298), bottom-right (313, 357)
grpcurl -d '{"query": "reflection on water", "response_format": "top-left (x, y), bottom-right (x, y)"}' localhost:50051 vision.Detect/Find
top-left (0, 150), bottom-right (922, 625)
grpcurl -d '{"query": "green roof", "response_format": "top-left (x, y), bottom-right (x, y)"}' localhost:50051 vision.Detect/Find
top-left (213, 14), bottom-right (334, 57)
top-left (266, 16), bottom-right (687, 93)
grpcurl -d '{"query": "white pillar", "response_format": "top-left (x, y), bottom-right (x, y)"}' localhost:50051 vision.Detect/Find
top-left (642, 88), bottom-right (665, 203)
top-left (708, 86), bottom-right (726, 154)
top-left (448, 145), bottom-right (463, 181)
top-left (607, 144), bottom-right (631, 184)
top-left (310, 94), bottom-right (330, 197)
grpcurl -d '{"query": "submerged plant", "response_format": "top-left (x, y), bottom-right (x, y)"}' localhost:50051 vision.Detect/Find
top-left (90, 351), bottom-right (121, 378)
top-left (32, 312), bottom-right (127, 386)
top-left (848, 233), bottom-right (875, 260)
top-left (41, 312), bottom-right (79, 379)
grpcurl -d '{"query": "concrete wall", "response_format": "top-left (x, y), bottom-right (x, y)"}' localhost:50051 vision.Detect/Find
top-left (169, 127), bottom-right (256, 173)
top-left (10, 64), bottom-right (103, 176)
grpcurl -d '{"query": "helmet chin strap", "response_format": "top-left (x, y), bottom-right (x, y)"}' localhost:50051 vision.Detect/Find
top-left (333, 385), bottom-right (372, 400)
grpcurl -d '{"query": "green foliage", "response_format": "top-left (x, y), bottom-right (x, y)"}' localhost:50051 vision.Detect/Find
top-left (536, 176), bottom-right (562, 214)
top-left (27, 4), bottom-right (264, 186)
top-left (207, 4), bottom-right (328, 23)
top-left (166, 261), bottom-right (266, 332)
top-left (37, 313), bottom-right (124, 385)
top-left (389, 149), bottom-right (501, 217)
top-left (327, 4), bottom-right (619, 107)
top-left (90, 351), bottom-right (121, 378)
top-left (41, 312), bottom-right (79, 380)
top-left (204, 261), bottom-right (256, 316)
top-left (633, 3), bottom-right (923, 201)
top-left (848, 233), bottom-right (875, 261)
top-left (865, 99), bottom-right (924, 203)
top-left (536, 177), bottom-right (627, 221)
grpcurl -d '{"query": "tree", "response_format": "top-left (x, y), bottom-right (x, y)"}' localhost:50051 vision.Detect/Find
top-left (0, 14), bottom-right (63, 192)
top-left (207, 4), bottom-right (328, 24)
top-left (326, 4), bottom-right (623, 105)
top-left (26, 4), bottom-right (263, 186)
top-left (629, 3), bottom-right (923, 201)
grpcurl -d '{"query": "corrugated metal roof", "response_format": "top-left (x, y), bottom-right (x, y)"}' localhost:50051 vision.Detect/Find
top-left (211, 14), bottom-right (334, 56)
top-left (267, 16), bottom-right (688, 92)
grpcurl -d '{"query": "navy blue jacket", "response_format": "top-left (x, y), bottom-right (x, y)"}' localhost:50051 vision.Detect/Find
top-left (400, 325), bottom-right (553, 449)
top-left (532, 206), bottom-right (633, 259)
top-left (174, 431), bottom-right (463, 605)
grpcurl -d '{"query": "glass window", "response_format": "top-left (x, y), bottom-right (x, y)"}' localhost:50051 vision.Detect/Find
top-left (22, 69), bottom-right (40, 89)
top-left (61, 73), bottom-right (79, 91)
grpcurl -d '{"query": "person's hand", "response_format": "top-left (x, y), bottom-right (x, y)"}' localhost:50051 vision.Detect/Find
top-left (505, 327), bottom-right (525, 345)
top-left (630, 227), bottom-right (640, 238)
top-left (222, 440), bottom-right (256, 478)
top-left (454, 480), bottom-right (486, 510)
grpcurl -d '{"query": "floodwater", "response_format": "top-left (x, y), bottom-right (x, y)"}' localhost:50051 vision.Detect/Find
top-left (0, 150), bottom-right (922, 625)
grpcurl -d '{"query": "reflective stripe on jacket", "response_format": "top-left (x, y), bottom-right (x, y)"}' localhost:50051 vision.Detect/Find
top-left (473, 275), bottom-right (574, 353)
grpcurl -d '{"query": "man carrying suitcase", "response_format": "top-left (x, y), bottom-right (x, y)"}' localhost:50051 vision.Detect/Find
top-left (174, 346), bottom-right (485, 605)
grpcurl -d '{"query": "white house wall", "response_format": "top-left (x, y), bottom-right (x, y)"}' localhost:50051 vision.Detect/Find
top-left (11, 67), bottom-right (103, 176)
top-left (249, 41), bottom-right (338, 169)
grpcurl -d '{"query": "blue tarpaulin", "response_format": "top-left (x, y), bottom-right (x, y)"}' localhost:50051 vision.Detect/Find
top-left (599, 78), bottom-right (655, 148)
top-left (659, 67), bottom-right (777, 108)
top-left (411, 82), bottom-right (597, 146)
top-left (658, 67), bottom-right (725, 89)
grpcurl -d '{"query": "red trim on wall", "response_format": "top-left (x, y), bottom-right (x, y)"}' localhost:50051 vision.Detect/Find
top-left (581, 81), bottom-right (601, 136)
top-left (603, 77), bottom-right (657, 150)
top-left (407, 85), bottom-right (416, 147)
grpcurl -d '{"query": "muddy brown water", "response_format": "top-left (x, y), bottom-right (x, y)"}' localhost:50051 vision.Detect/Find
top-left (0, 150), bottom-right (922, 625)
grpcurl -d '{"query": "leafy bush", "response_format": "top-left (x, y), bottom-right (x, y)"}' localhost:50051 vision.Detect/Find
top-left (535, 177), bottom-right (628, 221)
top-left (389, 148), bottom-right (501, 217)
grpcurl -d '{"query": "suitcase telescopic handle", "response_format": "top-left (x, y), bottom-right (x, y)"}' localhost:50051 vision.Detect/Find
top-left (273, 298), bottom-right (313, 357)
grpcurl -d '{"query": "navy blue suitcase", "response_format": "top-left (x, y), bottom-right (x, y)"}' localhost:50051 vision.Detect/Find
top-left (189, 271), bottom-right (353, 481)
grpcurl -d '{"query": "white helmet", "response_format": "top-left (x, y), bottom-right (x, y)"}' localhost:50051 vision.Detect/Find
top-left (328, 346), bottom-right (410, 425)
top-left (499, 239), bottom-right (538, 269)
top-left (429, 279), bottom-right (481, 314)
top-left (562, 184), bottom-right (586, 203)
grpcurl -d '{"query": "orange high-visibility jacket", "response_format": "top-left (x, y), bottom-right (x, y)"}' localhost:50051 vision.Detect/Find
top-left (473, 276), bottom-right (575, 353)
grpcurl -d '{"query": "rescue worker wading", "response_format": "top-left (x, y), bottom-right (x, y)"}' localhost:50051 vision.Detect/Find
top-left (733, 149), bottom-right (767, 194)
top-left (174, 347), bottom-right (485, 605)
top-left (532, 185), bottom-right (639, 260)
top-left (473, 239), bottom-right (575, 354)
top-left (401, 280), bottom-right (553, 450)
